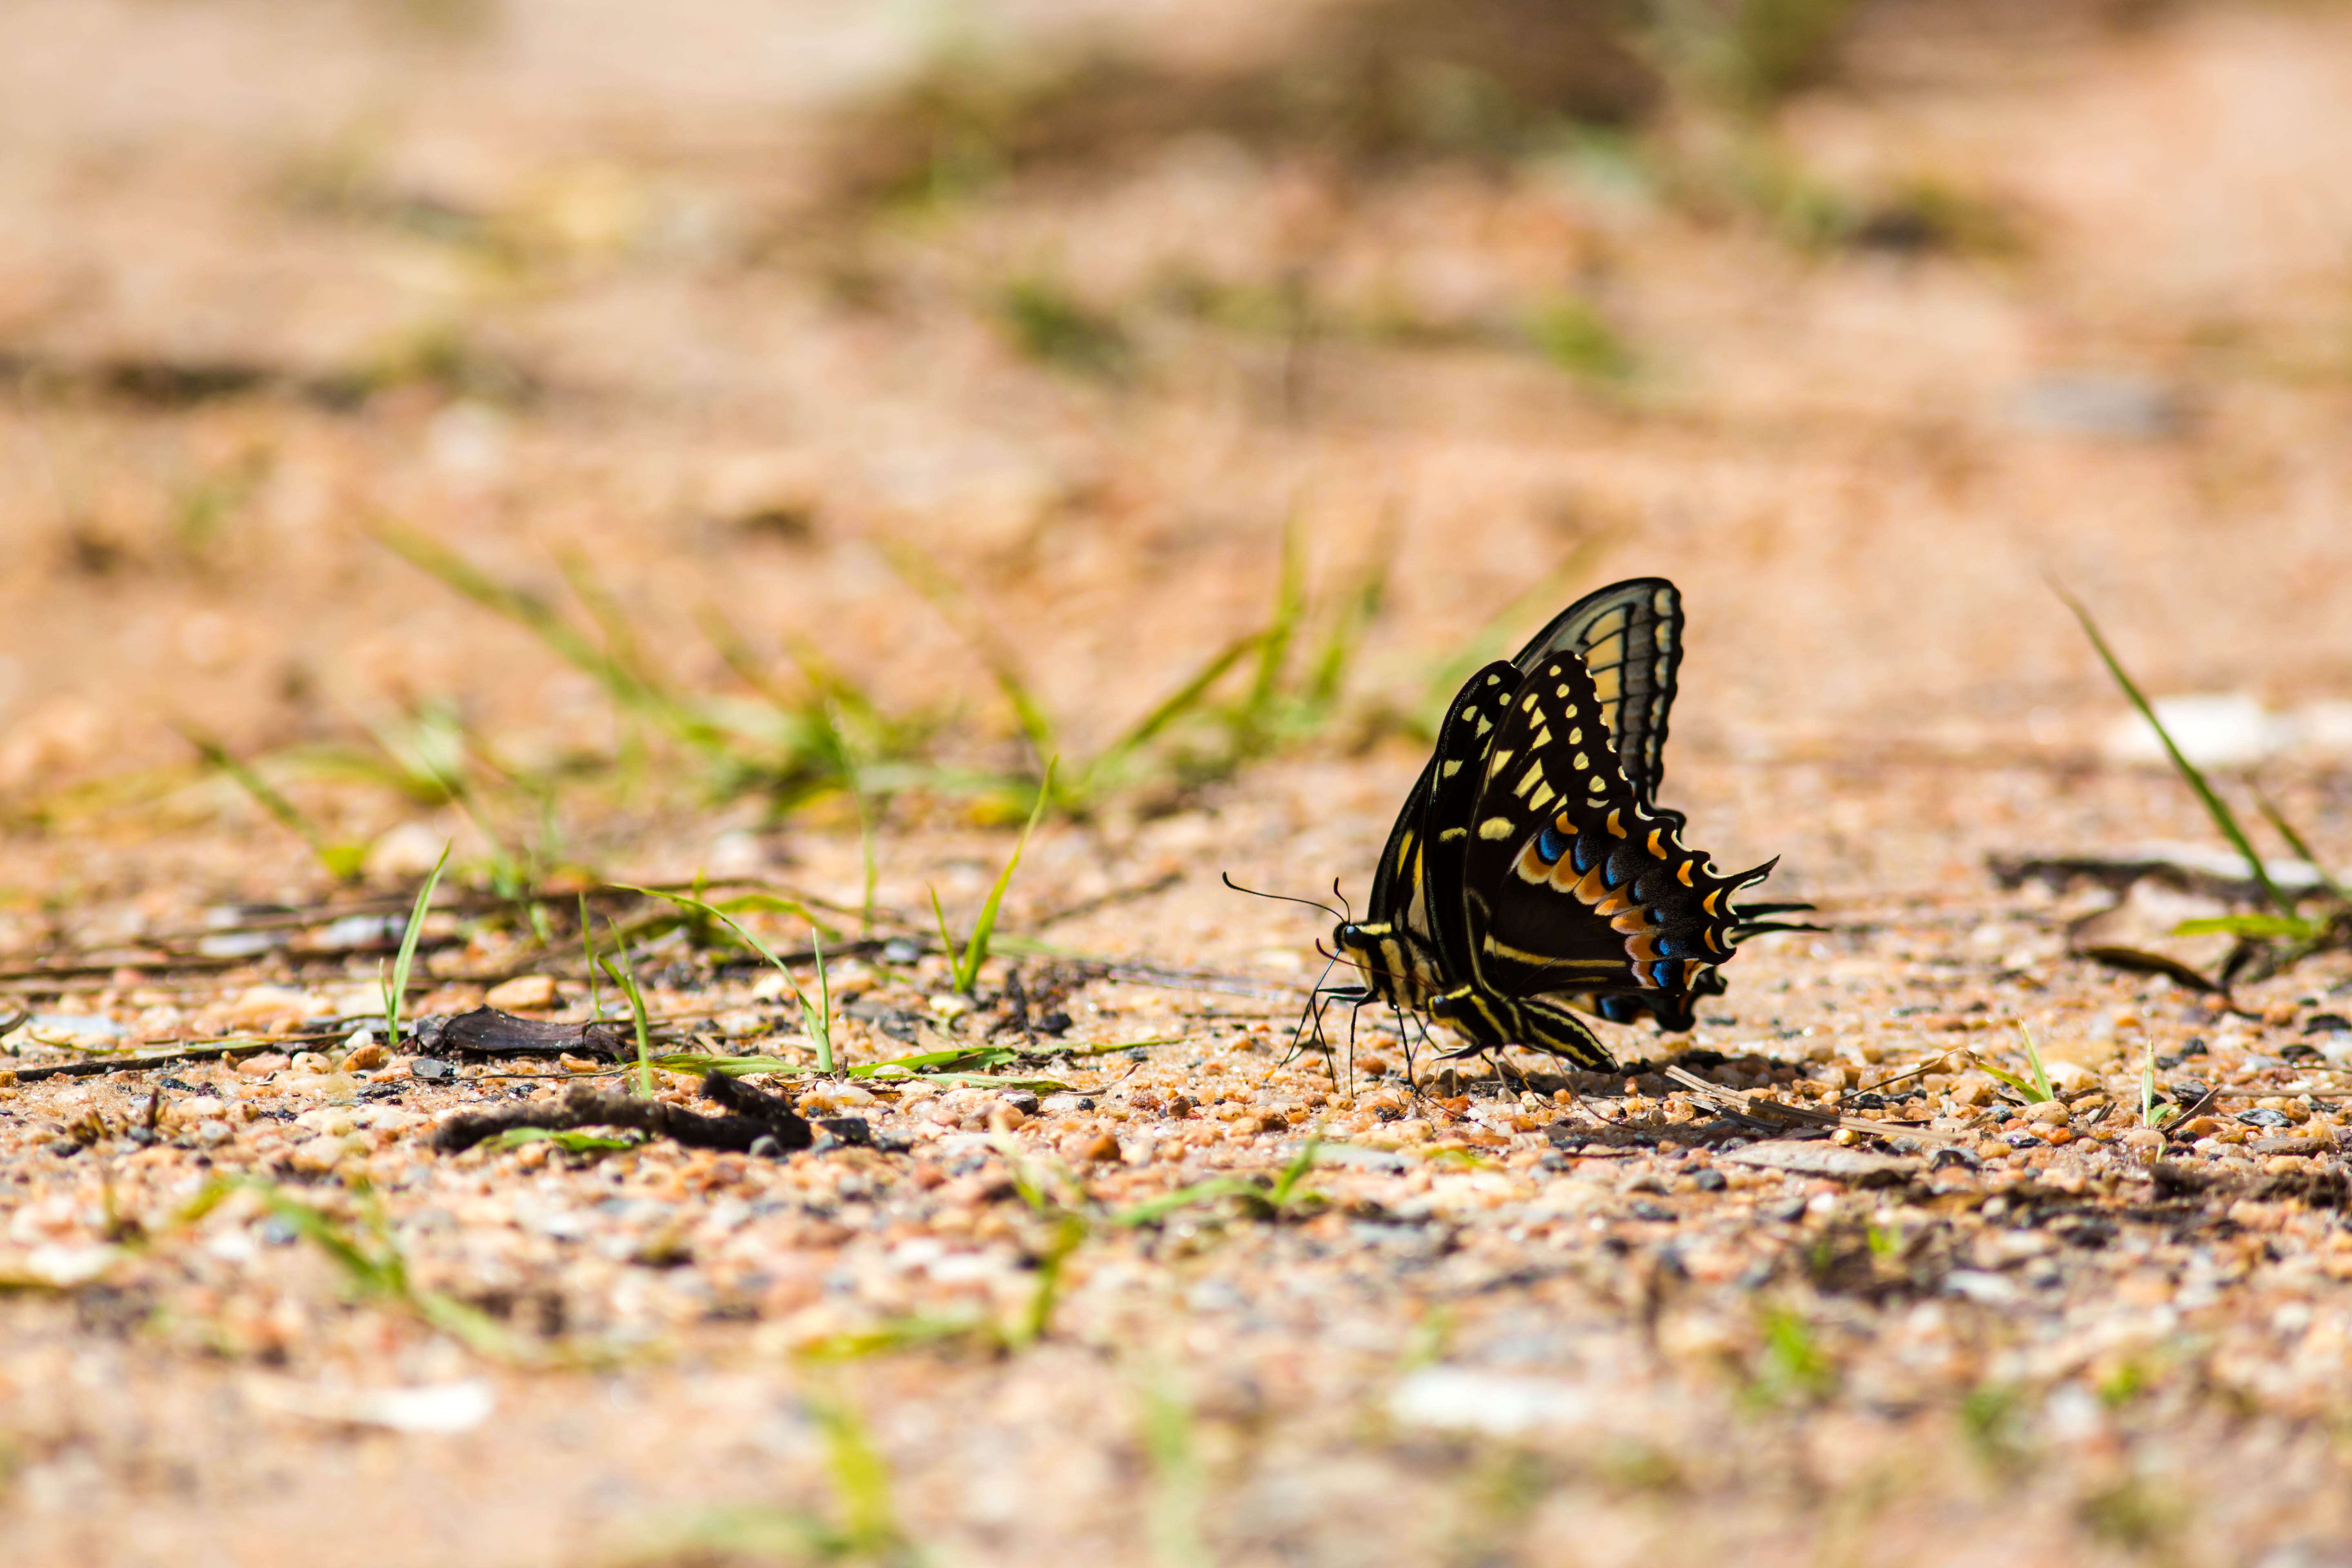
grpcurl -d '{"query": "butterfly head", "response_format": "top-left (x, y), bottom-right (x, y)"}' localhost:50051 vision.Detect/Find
top-left (1330, 918), bottom-right (1446, 1011)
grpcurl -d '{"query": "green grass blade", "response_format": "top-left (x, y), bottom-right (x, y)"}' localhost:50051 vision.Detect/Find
top-left (809, 926), bottom-right (833, 1074)
top-left (880, 537), bottom-right (1059, 767)
top-left (2176, 913), bottom-right (2318, 940)
top-left (955, 759), bottom-right (1055, 993)
top-left (180, 726), bottom-right (364, 882)
top-left (1110, 1176), bottom-right (1258, 1227)
top-left (375, 523), bottom-right (653, 712)
top-left (1141, 1376), bottom-right (1212, 1568)
top-left (2016, 1025), bottom-right (2053, 1102)
top-left (930, 887), bottom-right (963, 983)
top-left (807, 1393), bottom-right (907, 1558)
top-left (598, 949), bottom-right (655, 1096)
top-left (1242, 505), bottom-right (1309, 734)
top-left (1089, 632), bottom-right (1263, 781)
top-left (383, 842), bottom-right (452, 1049)
top-left (1269, 1129), bottom-right (1323, 1209)
top-left (2252, 788), bottom-right (2349, 903)
top-left (2057, 584), bottom-right (2295, 919)
top-left (1419, 535), bottom-right (1613, 727)
top-left (1305, 513), bottom-right (1396, 715)
top-left (1978, 1062), bottom-right (2049, 1104)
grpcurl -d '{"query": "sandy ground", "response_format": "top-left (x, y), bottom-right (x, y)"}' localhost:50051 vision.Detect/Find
top-left (5, 1), bottom-right (2352, 1564)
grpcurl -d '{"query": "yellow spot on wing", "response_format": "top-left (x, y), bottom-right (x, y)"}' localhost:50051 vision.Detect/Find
top-left (1478, 816), bottom-right (1517, 840)
top-left (1606, 809), bottom-right (1628, 839)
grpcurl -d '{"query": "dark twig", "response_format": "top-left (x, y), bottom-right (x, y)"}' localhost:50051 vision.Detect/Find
top-left (430, 1072), bottom-right (813, 1154)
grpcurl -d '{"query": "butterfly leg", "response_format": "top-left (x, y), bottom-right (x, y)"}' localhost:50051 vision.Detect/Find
top-left (1285, 973), bottom-right (1362, 1078)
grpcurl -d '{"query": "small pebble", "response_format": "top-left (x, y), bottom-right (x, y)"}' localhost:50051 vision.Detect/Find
top-left (486, 975), bottom-right (559, 1011)
top-left (411, 1058), bottom-right (454, 1080)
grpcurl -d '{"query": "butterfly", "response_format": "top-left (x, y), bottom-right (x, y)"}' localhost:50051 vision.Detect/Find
top-left (1329, 577), bottom-right (1807, 1072)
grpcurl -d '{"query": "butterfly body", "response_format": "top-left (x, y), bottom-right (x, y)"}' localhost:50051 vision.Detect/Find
top-left (1333, 577), bottom-right (1799, 1072)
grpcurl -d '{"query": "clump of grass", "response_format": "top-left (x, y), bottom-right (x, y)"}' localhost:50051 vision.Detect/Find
top-left (999, 276), bottom-right (1134, 381)
top-left (382, 842), bottom-right (452, 1050)
top-left (1744, 1304), bottom-right (1837, 1408)
top-left (931, 761), bottom-right (1054, 996)
top-left (1526, 294), bottom-right (1634, 382)
top-left (1110, 1132), bottom-right (1325, 1227)
top-left (1647, 0), bottom-right (1863, 114)
top-left (1976, 1025), bottom-right (2055, 1105)
top-left (635, 1386), bottom-right (921, 1565)
top-left (1958, 1384), bottom-right (2029, 1474)
top-left (2060, 585), bottom-right (2350, 977)
top-left (180, 1176), bottom-right (519, 1360)
top-left (1140, 1374), bottom-right (1213, 1568)
top-left (376, 524), bottom-right (918, 813)
top-left (887, 511), bottom-right (1393, 815)
top-left (618, 884), bottom-right (836, 1073)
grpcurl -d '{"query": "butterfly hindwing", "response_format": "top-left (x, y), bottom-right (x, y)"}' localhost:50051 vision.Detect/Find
top-left (1509, 577), bottom-right (1682, 806)
top-left (1457, 647), bottom-right (1651, 998)
top-left (1461, 645), bottom-right (1767, 1023)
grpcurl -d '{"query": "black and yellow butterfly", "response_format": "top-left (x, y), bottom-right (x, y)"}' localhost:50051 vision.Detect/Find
top-left (1330, 577), bottom-right (1804, 1071)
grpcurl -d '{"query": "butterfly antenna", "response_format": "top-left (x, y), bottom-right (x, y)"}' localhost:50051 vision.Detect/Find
top-left (1331, 878), bottom-right (1353, 923)
top-left (1221, 872), bottom-right (1344, 923)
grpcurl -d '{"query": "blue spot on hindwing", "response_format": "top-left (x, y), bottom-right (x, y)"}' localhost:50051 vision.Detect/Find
top-left (1535, 822), bottom-right (1568, 864)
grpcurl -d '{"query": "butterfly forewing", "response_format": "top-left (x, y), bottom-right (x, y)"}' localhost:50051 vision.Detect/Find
top-left (1356, 662), bottom-right (1521, 1011)
top-left (1509, 577), bottom-right (1682, 806)
top-left (1417, 662), bottom-right (1524, 982)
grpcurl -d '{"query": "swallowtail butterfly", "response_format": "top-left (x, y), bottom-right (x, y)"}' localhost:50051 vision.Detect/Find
top-left (1330, 577), bottom-right (1805, 1070)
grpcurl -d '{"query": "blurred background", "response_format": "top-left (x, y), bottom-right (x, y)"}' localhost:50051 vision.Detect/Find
top-left (2, 0), bottom-right (2349, 891)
